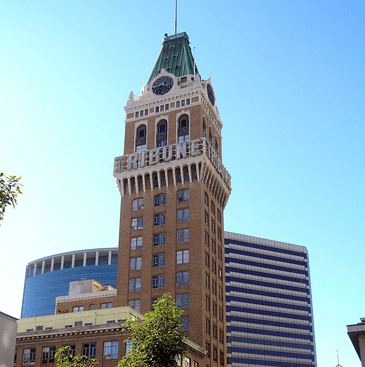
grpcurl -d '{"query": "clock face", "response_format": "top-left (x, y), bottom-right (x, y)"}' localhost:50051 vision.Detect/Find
top-left (207, 84), bottom-right (215, 106)
top-left (152, 76), bottom-right (174, 95)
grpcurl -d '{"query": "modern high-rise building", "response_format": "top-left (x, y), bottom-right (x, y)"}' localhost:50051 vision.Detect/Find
top-left (225, 232), bottom-right (317, 367)
top-left (113, 31), bottom-right (231, 366)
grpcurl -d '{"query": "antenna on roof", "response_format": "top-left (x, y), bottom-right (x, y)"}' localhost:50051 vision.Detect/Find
top-left (335, 350), bottom-right (343, 367)
top-left (175, 0), bottom-right (178, 34)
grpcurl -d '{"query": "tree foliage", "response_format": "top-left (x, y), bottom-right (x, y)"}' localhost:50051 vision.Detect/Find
top-left (118, 294), bottom-right (188, 367)
top-left (55, 346), bottom-right (98, 367)
top-left (0, 171), bottom-right (23, 223)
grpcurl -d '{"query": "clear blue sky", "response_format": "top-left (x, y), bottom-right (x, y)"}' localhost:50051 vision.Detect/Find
top-left (1, 1), bottom-right (364, 366)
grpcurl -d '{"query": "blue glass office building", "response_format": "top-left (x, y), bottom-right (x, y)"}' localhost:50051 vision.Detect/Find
top-left (21, 248), bottom-right (118, 318)
top-left (225, 232), bottom-right (316, 367)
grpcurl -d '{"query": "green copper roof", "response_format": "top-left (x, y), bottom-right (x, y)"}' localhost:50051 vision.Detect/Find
top-left (147, 32), bottom-right (199, 85)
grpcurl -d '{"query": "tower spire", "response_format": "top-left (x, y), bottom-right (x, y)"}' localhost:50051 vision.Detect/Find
top-left (175, 0), bottom-right (177, 34)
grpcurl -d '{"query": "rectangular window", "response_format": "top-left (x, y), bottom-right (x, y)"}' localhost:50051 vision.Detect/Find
top-left (177, 208), bottom-right (189, 222)
top-left (154, 233), bottom-right (166, 246)
top-left (106, 320), bottom-right (115, 324)
top-left (211, 219), bottom-right (215, 233)
top-left (140, 110), bottom-right (143, 116)
top-left (72, 306), bottom-right (84, 312)
top-left (42, 346), bottom-right (56, 364)
top-left (219, 351), bottom-right (224, 366)
top-left (205, 232), bottom-right (209, 246)
top-left (186, 98), bottom-right (190, 105)
top-left (135, 111), bottom-right (139, 118)
top-left (165, 104), bottom-right (169, 111)
top-left (204, 192), bottom-right (209, 205)
top-left (213, 347), bottom-right (217, 362)
top-left (177, 189), bottom-right (189, 202)
top-left (177, 250), bottom-right (189, 264)
top-left (213, 302), bottom-right (217, 317)
top-left (82, 343), bottom-right (97, 358)
top-left (219, 287), bottom-right (223, 301)
top-left (211, 239), bottom-right (216, 253)
top-left (182, 316), bottom-right (189, 331)
top-left (205, 318), bottom-right (210, 334)
top-left (132, 198), bottom-right (144, 211)
top-left (177, 271), bottom-right (189, 286)
top-left (130, 257), bottom-right (142, 271)
top-left (205, 212), bottom-right (209, 226)
top-left (205, 274), bottom-right (210, 289)
top-left (181, 100), bottom-right (185, 107)
top-left (218, 247), bottom-right (222, 260)
top-left (152, 275), bottom-right (165, 289)
top-left (217, 210), bottom-right (221, 222)
top-left (153, 253), bottom-right (165, 267)
top-left (90, 304), bottom-right (95, 310)
top-left (218, 228), bottom-right (222, 240)
top-left (132, 217), bottom-right (143, 230)
top-left (206, 342), bottom-right (210, 358)
top-left (205, 252), bottom-right (210, 267)
top-left (177, 229), bottom-right (189, 242)
top-left (219, 329), bottom-right (224, 343)
top-left (219, 307), bottom-right (223, 321)
top-left (176, 101), bottom-right (180, 108)
top-left (213, 324), bottom-right (217, 339)
top-left (212, 260), bottom-right (216, 274)
top-left (211, 201), bottom-right (215, 213)
top-left (212, 280), bottom-right (216, 295)
top-left (131, 237), bottom-right (143, 250)
top-left (176, 293), bottom-right (189, 308)
top-left (103, 341), bottom-right (119, 360)
top-left (74, 321), bottom-right (82, 327)
top-left (205, 295), bottom-right (210, 311)
top-left (101, 302), bottom-right (113, 309)
top-left (129, 278), bottom-right (141, 292)
top-left (218, 267), bottom-right (222, 279)
top-left (128, 299), bottom-right (140, 313)
top-left (160, 105), bottom-right (164, 112)
top-left (23, 348), bottom-right (36, 365)
top-left (145, 109), bottom-right (149, 116)
top-left (154, 194), bottom-right (166, 206)
top-left (154, 213), bottom-right (166, 226)
top-left (156, 106), bottom-right (159, 113)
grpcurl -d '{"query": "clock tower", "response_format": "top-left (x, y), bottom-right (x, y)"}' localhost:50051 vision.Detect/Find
top-left (113, 32), bottom-right (231, 366)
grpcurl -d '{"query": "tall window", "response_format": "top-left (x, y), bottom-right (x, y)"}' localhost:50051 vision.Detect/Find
top-left (177, 189), bottom-right (189, 202)
top-left (154, 194), bottom-right (166, 206)
top-left (130, 257), bottom-right (142, 271)
top-left (42, 347), bottom-right (56, 364)
top-left (153, 254), bottom-right (165, 267)
top-left (131, 237), bottom-right (143, 250)
top-left (176, 294), bottom-right (189, 308)
top-left (156, 120), bottom-right (167, 147)
top-left (152, 275), bottom-right (165, 289)
top-left (129, 278), bottom-right (141, 292)
top-left (177, 209), bottom-right (189, 222)
top-left (103, 341), bottom-right (119, 360)
top-left (178, 115), bottom-right (189, 142)
top-left (154, 213), bottom-right (166, 226)
top-left (177, 229), bottom-right (189, 242)
top-left (132, 217), bottom-right (143, 230)
top-left (132, 198), bottom-right (144, 211)
top-left (154, 233), bottom-right (166, 246)
top-left (128, 299), bottom-right (140, 313)
top-left (176, 271), bottom-right (189, 285)
top-left (177, 250), bottom-right (189, 264)
top-left (23, 349), bottom-right (36, 365)
top-left (82, 343), bottom-right (97, 358)
top-left (136, 124), bottom-right (147, 152)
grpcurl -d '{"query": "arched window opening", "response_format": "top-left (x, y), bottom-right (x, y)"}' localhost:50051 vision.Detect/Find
top-left (178, 115), bottom-right (189, 143)
top-left (136, 125), bottom-right (147, 152)
top-left (156, 120), bottom-right (168, 147)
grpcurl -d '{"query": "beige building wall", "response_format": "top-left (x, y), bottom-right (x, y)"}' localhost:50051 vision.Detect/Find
top-left (0, 311), bottom-right (17, 367)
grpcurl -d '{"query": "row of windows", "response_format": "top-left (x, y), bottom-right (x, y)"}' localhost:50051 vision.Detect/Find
top-left (129, 271), bottom-right (189, 293)
top-left (134, 98), bottom-right (191, 119)
top-left (135, 114), bottom-right (190, 151)
top-left (131, 230), bottom-right (189, 251)
top-left (205, 233), bottom-right (223, 260)
top-left (132, 210), bottom-right (191, 229)
top-left (205, 319), bottom-right (224, 343)
top-left (205, 296), bottom-right (224, 321)
top-left (204, 253), bottom-right (223, 279)
top-left (21, 342), bottom-right (121, 364)
top-left (130, 251), bottom-right (189, 271)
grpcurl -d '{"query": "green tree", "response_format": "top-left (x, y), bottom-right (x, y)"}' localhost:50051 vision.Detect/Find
top-left (118, 293), bottom-right (188, 367)
top-left (55, 346), bottom-right (98, 367)
top-left (0, 171), bottom-right (23, 223)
